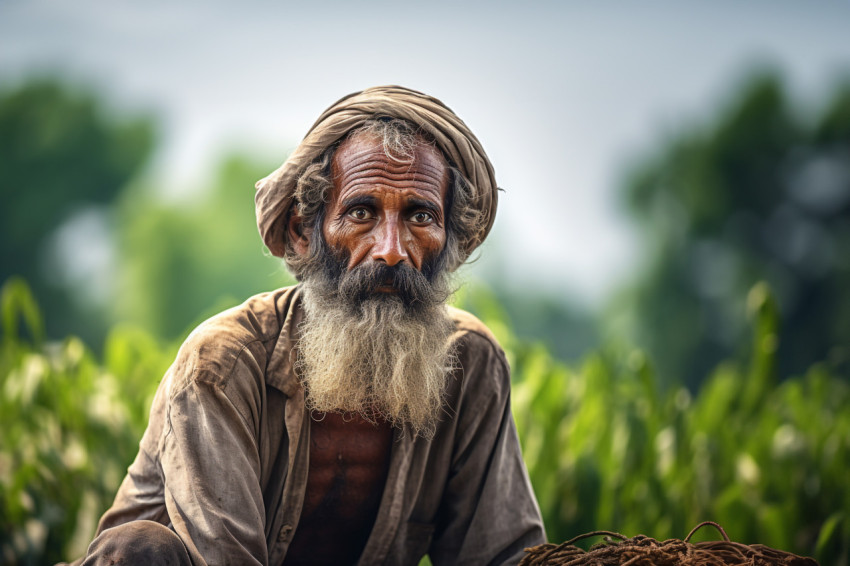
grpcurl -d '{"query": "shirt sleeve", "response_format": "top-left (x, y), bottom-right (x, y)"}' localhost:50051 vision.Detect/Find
top-left (158, 345), bottom-right (269, 566)
top-left (429, 333), bottom-right (546, 565)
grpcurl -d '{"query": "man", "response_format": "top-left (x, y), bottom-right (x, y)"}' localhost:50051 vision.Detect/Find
top-left (71, 86), bottom-right (545, 565)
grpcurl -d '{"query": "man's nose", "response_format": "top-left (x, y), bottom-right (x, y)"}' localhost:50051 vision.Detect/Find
top-left (371, 221), bottom-right (409, 266)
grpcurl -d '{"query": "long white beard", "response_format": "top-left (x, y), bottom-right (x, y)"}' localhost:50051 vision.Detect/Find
top-left (296, 284), bottom-right (457, 438)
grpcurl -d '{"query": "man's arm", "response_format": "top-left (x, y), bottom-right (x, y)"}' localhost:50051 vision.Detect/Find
top-left (94, 337), bottom-right (271, 566)
top-left (429, 331), bottom-right (546, 565)
top-left (160, 356), bottom-right (269, 565)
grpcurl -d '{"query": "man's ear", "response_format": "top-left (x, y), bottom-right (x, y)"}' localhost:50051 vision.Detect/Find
top-left (287, 211), bottom-right (311, 256)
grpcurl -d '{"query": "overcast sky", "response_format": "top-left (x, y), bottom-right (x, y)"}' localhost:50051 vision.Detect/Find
top-left (3, 0), bottom-right (849, 306)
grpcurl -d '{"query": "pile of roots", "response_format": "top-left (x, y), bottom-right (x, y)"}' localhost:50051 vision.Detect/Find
top-left (520, 522), bottom-right (818, 565)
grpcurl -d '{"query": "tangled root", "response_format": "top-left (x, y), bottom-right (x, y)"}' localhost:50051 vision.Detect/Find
top-left (521, 522), bottom-right (818, 565)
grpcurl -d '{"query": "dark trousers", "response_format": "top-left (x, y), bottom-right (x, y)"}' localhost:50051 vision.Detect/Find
top-left (78, 520), bottom-right (192, 566)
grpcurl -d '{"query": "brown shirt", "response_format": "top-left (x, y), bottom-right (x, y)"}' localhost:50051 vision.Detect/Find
top-left (86, 285), bottom-right (545, 565)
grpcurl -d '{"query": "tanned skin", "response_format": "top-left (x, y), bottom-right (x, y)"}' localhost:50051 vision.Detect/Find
top-left (283, 135), bottom-right (449, 565)
top-left (282, 412), bottom-right (393, 565)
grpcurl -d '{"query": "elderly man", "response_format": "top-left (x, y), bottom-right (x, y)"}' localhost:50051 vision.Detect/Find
top-left (71, 86), bottom-right (545, 565)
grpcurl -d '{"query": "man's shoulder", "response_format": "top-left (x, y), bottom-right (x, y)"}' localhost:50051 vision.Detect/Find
top-left (447, 305), bottom-right (499, 343)
top-left (446, 305), bottom-right (508, 365)
top-left (188, 285), bottom-right (299, 345)
top-left (171, 285), bottom-right (300, 390)
top-left (444, 306), bottom-right (513, 410)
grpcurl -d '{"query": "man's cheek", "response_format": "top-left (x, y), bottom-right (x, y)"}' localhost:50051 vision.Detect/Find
top-left (421, 248), bottom-right (448, 282)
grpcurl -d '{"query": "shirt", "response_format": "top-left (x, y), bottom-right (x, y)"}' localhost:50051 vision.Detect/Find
top-left (88, 285), bottom-right (545, 565)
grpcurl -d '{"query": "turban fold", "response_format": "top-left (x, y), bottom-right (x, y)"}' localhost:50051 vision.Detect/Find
top-left (254, 85), bottom-right (498, 262)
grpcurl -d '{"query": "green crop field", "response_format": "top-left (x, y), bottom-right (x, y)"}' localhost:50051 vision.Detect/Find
top-left (2, 278), bottom-right (848, 565)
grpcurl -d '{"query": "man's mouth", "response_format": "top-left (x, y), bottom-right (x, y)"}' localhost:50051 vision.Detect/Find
top-left (375, 278), bottom-right (397, 293)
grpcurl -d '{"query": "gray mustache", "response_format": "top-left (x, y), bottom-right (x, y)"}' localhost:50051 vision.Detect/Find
top-left (338, 262), bottom-right (444, 310)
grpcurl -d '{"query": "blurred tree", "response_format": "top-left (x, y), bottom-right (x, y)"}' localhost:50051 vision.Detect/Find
top-left (0, 78), bottom-right (156, 344)
top-left (613, 69), bottom-right (850, 388)
top-left (113, 154), bottom-right (294, 339)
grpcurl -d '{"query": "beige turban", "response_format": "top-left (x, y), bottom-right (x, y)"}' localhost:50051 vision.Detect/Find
top-left (254, 85), bottom-right (498, 263)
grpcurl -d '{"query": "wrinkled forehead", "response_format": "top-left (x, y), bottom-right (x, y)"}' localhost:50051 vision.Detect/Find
top-left (330, 133), bottom-right (450, 199)
top-left (337, 128), bottom-right (448, 166)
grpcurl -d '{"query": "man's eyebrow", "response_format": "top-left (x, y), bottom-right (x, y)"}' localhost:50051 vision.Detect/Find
top-left (340, 194), bottom-right (378, 209)
top-left (406, 198), bottom-right (442, 215)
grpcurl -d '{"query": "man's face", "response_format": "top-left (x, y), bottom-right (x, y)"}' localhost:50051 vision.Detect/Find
top-left (322, 134), bottom-right (449, 278)
top-left (298, 132), bottom-right (457, 436)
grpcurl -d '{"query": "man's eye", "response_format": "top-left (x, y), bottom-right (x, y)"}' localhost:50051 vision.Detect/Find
top-left (348, 207), bottom-right (371, 220)
top-left (411, 212), bottom-right (433, 223)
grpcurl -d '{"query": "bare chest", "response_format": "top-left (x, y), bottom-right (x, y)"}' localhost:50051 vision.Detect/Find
top-left (283, 412), bottom-right (393, 565)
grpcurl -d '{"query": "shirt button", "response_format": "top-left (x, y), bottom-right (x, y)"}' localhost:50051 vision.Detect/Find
top-left (278, 524), bottom-right (293, 542)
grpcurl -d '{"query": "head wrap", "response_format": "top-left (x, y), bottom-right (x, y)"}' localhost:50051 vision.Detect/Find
top-left (255, 85), bottom-right (498, 262)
